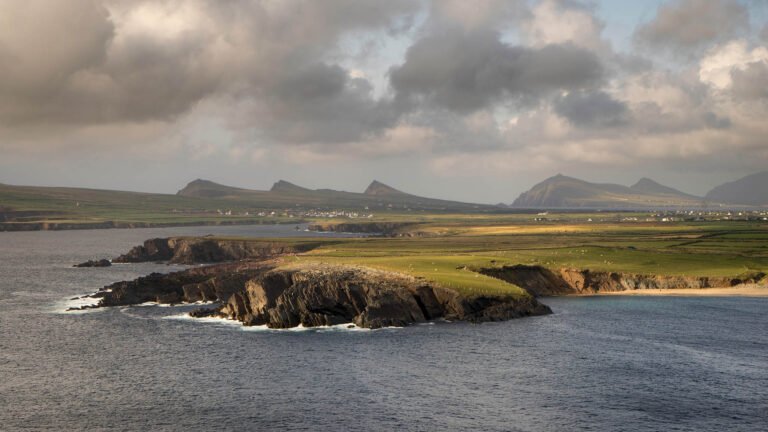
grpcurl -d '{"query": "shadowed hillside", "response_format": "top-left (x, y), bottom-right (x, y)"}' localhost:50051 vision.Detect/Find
top-left (705, 171), bottom-right (768, 206)
top-left (178, 179), bottom-right (494, 212)
top-left (512, 174), bottom-right (704, 209)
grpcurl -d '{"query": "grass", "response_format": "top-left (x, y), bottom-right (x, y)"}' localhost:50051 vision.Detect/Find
top-left (289, 254), bottom-right (530, 298)
top-left (0, 183), bottom-right (302, 227)
top-left (3, 182), bottom-right (766, 296)
top-left (248, 219), bottom-right (768, 297)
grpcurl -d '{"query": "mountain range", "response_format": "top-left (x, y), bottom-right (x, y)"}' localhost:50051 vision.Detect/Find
top-left (511, 172), bottom-right (768, 209)
top-left (177, 179), bottom-right (490, 211)
top-left (1, 171), bottom-right (765, 225)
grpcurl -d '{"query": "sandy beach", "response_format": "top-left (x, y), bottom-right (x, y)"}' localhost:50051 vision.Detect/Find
top-left (593, 284), bottom-right (768, 297)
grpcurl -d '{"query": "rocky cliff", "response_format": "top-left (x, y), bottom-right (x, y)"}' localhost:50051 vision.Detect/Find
top-left (215, 264), bottom-right (550, 329)
top-left (480, 265), bottom-right (766, 296)
top-left (78, 262), bottom-right (270, 307)
top-left (113, 237), bottom-right (322, 264)
top-left (71, 260), bottom-right (551, 329)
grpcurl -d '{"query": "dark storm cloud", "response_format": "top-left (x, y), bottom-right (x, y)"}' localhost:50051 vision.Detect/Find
top-left (701, 112), bottom-right (732, 129)
top-left (0, 0), bottom-right (416, 143)
top-left (256, 63), bottom-right (399, 143)
top-left (389, 30), bottom-right (604, 113)
top-left (553, 91), bottom-right (629, 128)
top-left (635, 0), bottom-right (749, 52)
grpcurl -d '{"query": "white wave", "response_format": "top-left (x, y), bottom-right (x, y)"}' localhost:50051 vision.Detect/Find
top-left (162, 313), bottom-right (243, 327)
top-left (240, 322), bottom-right (373, 332)
top-left (134, 301), bottom-right (175, 308)
top-left (135, 300), bottom-right (218, 308)
top-left (53, 295), bottom-right (102, 314)
top-left (163, 313), bottom-right (390, 332)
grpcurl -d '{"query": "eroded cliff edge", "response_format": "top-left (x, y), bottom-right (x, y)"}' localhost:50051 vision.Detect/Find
top-left (113, 237), bottom-right (326, 264)
top-left (479, 265), bottom-right (767, 296)
top-left (72, 237), bottom-right (551, 329)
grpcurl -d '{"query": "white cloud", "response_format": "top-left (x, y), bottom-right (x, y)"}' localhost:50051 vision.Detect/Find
top-left (523, 0), bottom-right (607, 52)
top-left (699, 40), bottom-right (768, 89)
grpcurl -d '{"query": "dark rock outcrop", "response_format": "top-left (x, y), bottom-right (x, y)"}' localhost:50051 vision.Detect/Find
top-left (217, 265), bottom-right (551, 329)
top-left (307, 222), bottom-right (416, 235)
top-left (72, 262), bottom-right (272, 309)
top-left (74, 259), bottom-right (112, 268)
top-left (113, 237), bottom-right (321, 264)
top-left (480, 265), bottom-right (766, 296)
top-left (70, 261), bottom-right (551, 328)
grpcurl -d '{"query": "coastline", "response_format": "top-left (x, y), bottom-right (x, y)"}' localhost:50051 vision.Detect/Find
top-left (0, 219), bottom-right (306, 232)
top-left (585, 284), bottom-right (768, 297)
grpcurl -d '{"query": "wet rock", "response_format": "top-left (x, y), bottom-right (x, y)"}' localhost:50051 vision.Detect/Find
top-left (77, 262), bottom-right (272, 309)
top-left (189, 307), bottom-right (219, 318)
top-left (74, 259), bottom-right (112, 268)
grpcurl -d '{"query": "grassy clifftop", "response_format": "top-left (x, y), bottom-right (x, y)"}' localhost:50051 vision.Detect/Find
top-left (177, 218), bottom-right (768, 297)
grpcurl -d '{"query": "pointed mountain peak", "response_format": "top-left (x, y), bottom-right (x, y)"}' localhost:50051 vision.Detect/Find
top-left (364, 180), bottom-right (406, 196)
top-left (187, 178), bottom-right (216, 186)
top-left (177, 179), bottom-right (245, 197)
top-left (630, 177), bottom-right (698, 198)
top-left (270, 180), bottom-right (311, 194)
top-left (631, 177), bottom-right (661, 189)
top-left (542, 174), bottom-right (582, 184)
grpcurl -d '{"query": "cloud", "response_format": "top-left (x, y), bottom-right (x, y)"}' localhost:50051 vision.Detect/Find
top-left (1, 0), bottom-right (767, 201)
top-left (389, 30), bottom-right (604, 113)
top-left (730, 61), bottom-right (768, 101)
top-left (0, 0), bottom-right (417, 136)
top-left (699, 40), bottom-right (768, 89)
top-left (248, 63), bottom-right (399, 144)
top-left (553, 90), bottom-right (629, 128)
top-left (428, 0), bottom-right (527, 31)
top-left (635, 0), bottom-right (749, 53)
top-left (523, 0), bottom-right (608, 52)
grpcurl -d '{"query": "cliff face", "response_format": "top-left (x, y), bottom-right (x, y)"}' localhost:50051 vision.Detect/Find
top-left (218, 265), bottom-right (550, 329)
top-left (113, 237), bottom-right (321, 264)
top-left (72, 261), bottom-right (551, 328)
top-left (480, 265), bottom-right (766, 296)
top-left (82, 262), bottom-right (270, 307)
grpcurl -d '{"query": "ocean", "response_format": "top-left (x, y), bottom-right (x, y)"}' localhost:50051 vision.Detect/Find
top-left (1, 225), bottom-right (766, 431)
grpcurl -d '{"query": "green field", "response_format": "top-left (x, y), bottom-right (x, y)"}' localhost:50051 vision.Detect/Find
top-left (0, 183), bottom-right (301, 228)
top-left (0, 181), bottom-right (498, 229)
top-left (3, 182), bottom-right (767, 297)
top-left (261, 219), bottom-right (768, 297)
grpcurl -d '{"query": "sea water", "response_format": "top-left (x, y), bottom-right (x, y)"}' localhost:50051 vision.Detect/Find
top-left (1, 225), bottom-right (766, 431)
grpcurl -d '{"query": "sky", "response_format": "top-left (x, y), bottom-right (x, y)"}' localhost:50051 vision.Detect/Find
top-left (1, 0), bottom-right (767, 204)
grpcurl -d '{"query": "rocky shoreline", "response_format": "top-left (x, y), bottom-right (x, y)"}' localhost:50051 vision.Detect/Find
top-left (71, 237), bottom-right (765, 329)
top-left (479, 264), bottom-right (767, 296)
top-left (306, 221), bottom-right (437, 237)
top-left (112, 237), bottom-right (324, 264)
top-left (307, 221), bottom-right (415, 234)
top-left (69, 237), bottom-right (552, 329)
top-left (0, 219), bottom-right (301, 232)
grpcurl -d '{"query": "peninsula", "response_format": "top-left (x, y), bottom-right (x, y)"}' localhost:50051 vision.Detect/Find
top-left (71, 211), bottom-right (768, 328)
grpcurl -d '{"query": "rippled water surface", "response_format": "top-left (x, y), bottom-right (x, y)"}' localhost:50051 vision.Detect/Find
top-left (1, 226), bottom-right (767, 431)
